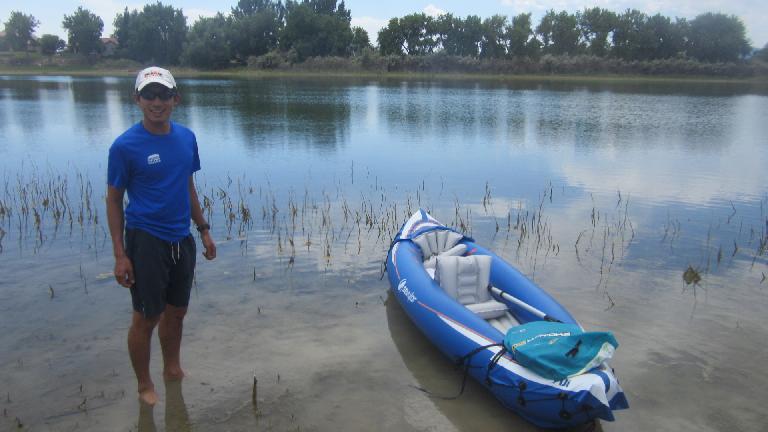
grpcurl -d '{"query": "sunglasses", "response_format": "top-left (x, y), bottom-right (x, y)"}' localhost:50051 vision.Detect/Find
top-left (138, 87), bottom-right (177, 101)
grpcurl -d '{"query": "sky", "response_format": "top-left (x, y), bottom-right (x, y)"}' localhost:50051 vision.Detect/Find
top-left (1, 0), bottom-right (766, 49)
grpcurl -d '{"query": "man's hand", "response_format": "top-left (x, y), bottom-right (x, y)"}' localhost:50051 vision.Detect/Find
top-left (201, 231), bottom-right (216, 260)
top-left (114, 255), bottom-right (135, 288)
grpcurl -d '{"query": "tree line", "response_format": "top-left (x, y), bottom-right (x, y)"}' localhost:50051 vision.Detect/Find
top-left (2, 0), bottom-right (766, 71)
top-left (378, 9), bottom-right (756, 63)
top-left (1, 0), bottom-right (365, 68)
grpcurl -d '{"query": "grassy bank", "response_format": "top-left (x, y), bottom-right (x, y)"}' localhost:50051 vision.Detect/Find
top-left (2, 52), bottom-right (768, 87)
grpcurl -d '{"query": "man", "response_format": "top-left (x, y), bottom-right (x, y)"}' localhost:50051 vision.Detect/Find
top-left (106, 66), bottom-right (216, 406)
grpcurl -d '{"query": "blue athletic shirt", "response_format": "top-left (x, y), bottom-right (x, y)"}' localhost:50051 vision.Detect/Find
top-left (107, 121), bottom-right (201, 242)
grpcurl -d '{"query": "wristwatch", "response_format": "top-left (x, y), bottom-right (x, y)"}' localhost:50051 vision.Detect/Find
top-left (196, 223), bottom-right (210, 233)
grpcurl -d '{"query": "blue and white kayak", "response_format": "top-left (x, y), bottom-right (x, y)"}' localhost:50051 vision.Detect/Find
top-left (386, 209), bottom-right (629, 429)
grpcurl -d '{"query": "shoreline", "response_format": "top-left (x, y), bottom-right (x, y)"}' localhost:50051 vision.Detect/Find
top-left (2, 65), bottom-right (768, 86)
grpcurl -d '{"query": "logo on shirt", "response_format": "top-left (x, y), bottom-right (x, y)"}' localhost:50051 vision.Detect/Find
top-left (147, 154), bottom-right (161, 165)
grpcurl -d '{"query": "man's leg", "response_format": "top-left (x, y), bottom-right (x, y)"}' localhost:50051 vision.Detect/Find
top-left (159, 304), bottom-right (187, 380)
top-left (128, 311), bottom-right (161, 405)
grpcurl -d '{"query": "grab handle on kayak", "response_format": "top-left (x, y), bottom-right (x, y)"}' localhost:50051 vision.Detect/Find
top-left (489, 286), bottom-right (562, 323)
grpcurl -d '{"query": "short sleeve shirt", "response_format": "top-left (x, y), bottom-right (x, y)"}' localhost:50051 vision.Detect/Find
top-left (108, 121), bottom-right (200, 242)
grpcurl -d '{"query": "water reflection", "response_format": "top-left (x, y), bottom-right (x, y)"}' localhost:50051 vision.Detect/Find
top-left (70, 78), bottom-right (110, 104)
top-left (165, 381), bottom-right (192, 432)
top-left (138, 403), bottom-right (156, 432)
top-left (183, 78), bottom-right (351, 154)
top-left (0, 76), bottom-right (70, 100)
top-left (137, 381), bottom-right (191, 432)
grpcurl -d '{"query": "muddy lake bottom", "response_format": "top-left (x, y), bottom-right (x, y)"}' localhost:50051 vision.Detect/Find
top-left (1, 202), bottom-right (767, 432)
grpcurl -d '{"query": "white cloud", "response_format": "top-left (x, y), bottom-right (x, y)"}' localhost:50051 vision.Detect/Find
top-left (423, 4), bottom-right (447, 17)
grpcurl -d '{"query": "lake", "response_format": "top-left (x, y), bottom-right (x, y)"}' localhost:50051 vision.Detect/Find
top-left (0, 75), bottom-right (767, 431)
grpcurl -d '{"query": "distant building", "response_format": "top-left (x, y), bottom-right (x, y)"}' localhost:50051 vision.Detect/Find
top-left (101, 37), bottom-right (118, 56)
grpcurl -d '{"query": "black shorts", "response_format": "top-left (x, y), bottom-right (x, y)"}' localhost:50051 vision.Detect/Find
top-left (125, 228), bottom-right (196, 318)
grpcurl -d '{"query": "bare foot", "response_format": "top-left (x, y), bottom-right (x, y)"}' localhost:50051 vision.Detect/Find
top-left (164, 367), bottom-right (186, 381)
top-left (138, 387), bottom-right (159, 406)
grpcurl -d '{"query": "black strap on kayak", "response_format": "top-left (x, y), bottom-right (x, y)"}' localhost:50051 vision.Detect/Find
top-left (410, 343), bottom-right (502, 400)
top-left (484, 345), bottom-right (508, 386)
top-left (409, 344), bottom-right (599, 426)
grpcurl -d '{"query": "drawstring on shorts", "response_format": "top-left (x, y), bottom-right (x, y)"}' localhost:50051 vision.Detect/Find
top-left (170, 241), bottom-right (181, 264)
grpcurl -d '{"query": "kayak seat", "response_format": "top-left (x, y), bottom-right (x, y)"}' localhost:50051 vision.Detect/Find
top-left (436, 255), bottom-right (508, 321)
top-left (414, 229), bottom-right (464, 261)
top-left (423, 243), bottom-right (467, 271)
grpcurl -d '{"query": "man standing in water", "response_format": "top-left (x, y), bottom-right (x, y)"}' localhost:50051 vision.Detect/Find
top-left (106, 66), bottom-right (216, 405)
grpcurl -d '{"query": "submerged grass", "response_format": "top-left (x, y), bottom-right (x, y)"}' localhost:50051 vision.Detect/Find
top-left (1, 166), bottom-right (766, 303)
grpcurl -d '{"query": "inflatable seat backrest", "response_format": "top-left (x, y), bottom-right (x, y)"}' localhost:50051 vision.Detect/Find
top-left (436, 255), bottom-right (492, 305)
top-left (423, 244), bottom-right (467, 270)
top-left (413, 229), bottom-right (463, 261)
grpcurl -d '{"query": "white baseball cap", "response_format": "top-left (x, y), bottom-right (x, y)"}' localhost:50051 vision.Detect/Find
top-left (135, 66), bottom-right (177, 92)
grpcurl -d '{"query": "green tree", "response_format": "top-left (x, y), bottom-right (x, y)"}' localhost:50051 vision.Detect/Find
top-left (62, 7), bottom-right (104, 54)
top-left (537, 10), bottom-right (580, 55)
top-left (459, 15), bottom-right (484, 57)
top-left (433, 13), bottom-right (458, 54)
top-left (181, 14), bottom-right (231, 69)
top-left (39, 34), bottom-right (65, 56)
top-left (435, 14), bottom-right (483, 57)
top-left (3, 11), bottom-right (39, 51)
top-left (506, 13), bottom-right (539, 58)
top-left (378, 17), bottom-right (406, 55)
top-left (612, 9), bottom-right (648, 60)
top-left (481, 15), bottom-right (507, 58)
top-left (350, 26), bottom-right (370, 56)
top-left (112, 8), bottom-right (135, 57)
top-left (230, 0), bottom-right (284, 61)
top-left (612, 12), bottom-right (687, 61)
top-left (112, 2), bottom-right (187, 64)
top-left (546, 11), bottom-right (580, 55)
top-left (688, 13), bottom-right (750, 62)
top-left (579, 7), bottom-right (616, 57)
top-left (281, 0), bottom-right (353, 59)
top-left (536, 10), bottom-right (556, 53)
top-left (643, 14), bottom-right (687, 59)
top-left (232, 0), bottom-right (285, 19)
top-left (399, 13), bottom-right (436, 55)
top-left (755, 43), bottom-right (768, 62)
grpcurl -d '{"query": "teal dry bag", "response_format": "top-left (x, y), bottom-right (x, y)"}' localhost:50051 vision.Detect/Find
top-left (503, 321), bottom-right (618, 380)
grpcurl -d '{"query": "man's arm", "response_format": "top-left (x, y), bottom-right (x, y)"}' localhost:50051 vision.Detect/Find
top-left (106, 185), bottom-right (134, 288)
top-left (189, 176), bottom-right (216, 260)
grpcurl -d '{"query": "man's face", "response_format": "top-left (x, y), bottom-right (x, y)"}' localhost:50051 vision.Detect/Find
top-left (135, 83), bottom-right (179, 126)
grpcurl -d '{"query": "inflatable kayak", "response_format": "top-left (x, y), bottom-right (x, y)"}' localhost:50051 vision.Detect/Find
top-left (386, 209), bottom-right (628, 429)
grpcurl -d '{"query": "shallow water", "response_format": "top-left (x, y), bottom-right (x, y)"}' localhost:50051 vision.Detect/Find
top-left (0, 75), bottom-right (767, 431)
